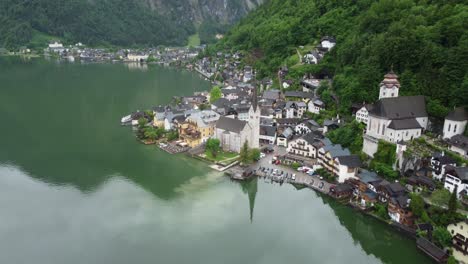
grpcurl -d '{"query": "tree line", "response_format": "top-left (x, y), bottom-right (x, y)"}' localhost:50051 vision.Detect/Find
top-left (0, 0), bottom-right (195, 49)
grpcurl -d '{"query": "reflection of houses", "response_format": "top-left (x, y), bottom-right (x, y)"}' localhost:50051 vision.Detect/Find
top-left (179, 110), bottom-right (220, 148)
top-left (447, 221), bottom-right (468, 264)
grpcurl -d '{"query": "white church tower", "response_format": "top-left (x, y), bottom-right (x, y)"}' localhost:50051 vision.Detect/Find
top-left (248, 86), bottom-right (260, 149)
top-left (378, 71), bottom-right (400, 99)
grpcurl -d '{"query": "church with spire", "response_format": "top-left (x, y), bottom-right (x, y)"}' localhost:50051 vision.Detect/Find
top-left (214, 86), bottom-right (260, 153)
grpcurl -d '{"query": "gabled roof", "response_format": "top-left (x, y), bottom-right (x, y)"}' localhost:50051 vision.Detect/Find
top-left (387, 118), bottom-right (422, 130)
top-left (260, 125), bottom-right (276, 137)
top-left (322, 144), bottom-right (350, 157)
top-left (276, 118), bottom-right (302, 125)
top-left (416, 238), bottom-right (447, 261)
top-left (446, 165), bottom-right (468, 181)
top-left (216, 116), bottom-right (247, 133)
top-left (385, 182), bottom-right (405, 195)
top-left (284, 91), bottom-right (314, 99)
top-left (279, 127), bottom-right (294, 138)
top-left (262, 90), bottom-right (281, 100)
top-left (336, 155), bottom-right (362, 168)
top-left (431, 152), bottom-right (455, 164)
top-left (449, 134), bottom-right (468, 152)
top-left (358, 170), bottom-right (381, 184)
top-left (369, 95), bottom-right (427, 119)
top-left (301, 133), bottom-right (316, 145)
top-left (446, 107), bottom-right (468, 121)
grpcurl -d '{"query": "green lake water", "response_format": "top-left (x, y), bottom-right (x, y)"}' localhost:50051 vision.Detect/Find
top-left (0, 57), bottom-right (433, 264)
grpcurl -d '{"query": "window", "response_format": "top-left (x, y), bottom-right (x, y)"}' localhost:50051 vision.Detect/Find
top-left (382, 124), bottom-right (386, 135)
top-left (391, 93), bottom-right (394, 97)
top-left (406, 131), bottom-right (408, 136)
top-left (448, 124), bottom-right (451, 131)
top-left (454, 124), bottom-right (457, 132)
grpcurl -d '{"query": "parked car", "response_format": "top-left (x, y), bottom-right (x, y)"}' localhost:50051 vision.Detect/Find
top-left (292, 174), bottom-right (296, 180)
top-left (319, 182), bottom-right (324, 189)
top-left (260, 153), bottom-right (266, 159)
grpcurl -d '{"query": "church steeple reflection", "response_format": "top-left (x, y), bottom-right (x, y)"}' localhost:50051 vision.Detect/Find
top-left (240, 177), bottom-right (258, 222)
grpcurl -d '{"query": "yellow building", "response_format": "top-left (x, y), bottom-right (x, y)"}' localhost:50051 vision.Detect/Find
top-left (179, 110), bottom-right (220, 148)
top-left (448, 221), bottom-right (468, 264)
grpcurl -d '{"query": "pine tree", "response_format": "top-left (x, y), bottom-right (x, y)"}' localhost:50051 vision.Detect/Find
top-left (448, 185), bottom-right (458, 215)
top-left (239, 140), bottom-right (250, 164)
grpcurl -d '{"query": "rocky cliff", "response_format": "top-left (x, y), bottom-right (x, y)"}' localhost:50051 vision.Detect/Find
top-left (145, 0), bottom-right (264, 24)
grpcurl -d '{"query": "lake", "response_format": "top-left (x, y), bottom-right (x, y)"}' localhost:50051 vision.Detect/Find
top-left (0, 57), bottom-right (432, 264)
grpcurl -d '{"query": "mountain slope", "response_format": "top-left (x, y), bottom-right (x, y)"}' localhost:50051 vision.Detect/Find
top-left (0, 0), bottom-right (263, 48)
top-left (218, 0), bottom-right (468, 115)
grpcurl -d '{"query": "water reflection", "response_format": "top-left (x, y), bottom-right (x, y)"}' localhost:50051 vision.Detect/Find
top-left (0, 58), bottom-right (210, 199)
top-left (126, 62), bottom-right (148, 71)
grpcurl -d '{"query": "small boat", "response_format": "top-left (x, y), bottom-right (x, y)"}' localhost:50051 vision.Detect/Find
top-left (121, 114), bottom-right (132, 124)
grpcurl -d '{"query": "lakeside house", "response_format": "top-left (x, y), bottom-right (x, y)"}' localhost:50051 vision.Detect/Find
top-left (447, 220), bottom-right (468, 263)
top-left (178, 110), bottom-right (220, 148)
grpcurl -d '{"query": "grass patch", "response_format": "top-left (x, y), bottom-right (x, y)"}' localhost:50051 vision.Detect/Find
top-left (29, 30), bottom-right (62, 50)
top-left (204, 150), bottom-right (238, 162)
top-left (187, 33), bottom-right (201, 47)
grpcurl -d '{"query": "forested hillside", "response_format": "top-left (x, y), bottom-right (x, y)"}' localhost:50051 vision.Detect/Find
top-left (217, 0), bottom-right (468, 116)
top-left (0, 0), bottom-right (263, 49)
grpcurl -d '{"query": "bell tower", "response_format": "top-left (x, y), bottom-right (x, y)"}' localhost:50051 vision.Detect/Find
top-left (379, 70), bottom-right (400, 99)
top-left (248, 86), bottom-right (260, 149)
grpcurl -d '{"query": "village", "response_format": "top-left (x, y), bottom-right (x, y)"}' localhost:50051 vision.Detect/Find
top-left (118, 36), bottom-right (464, 264)
top-left (0, 41), bottom-right (205, 66)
